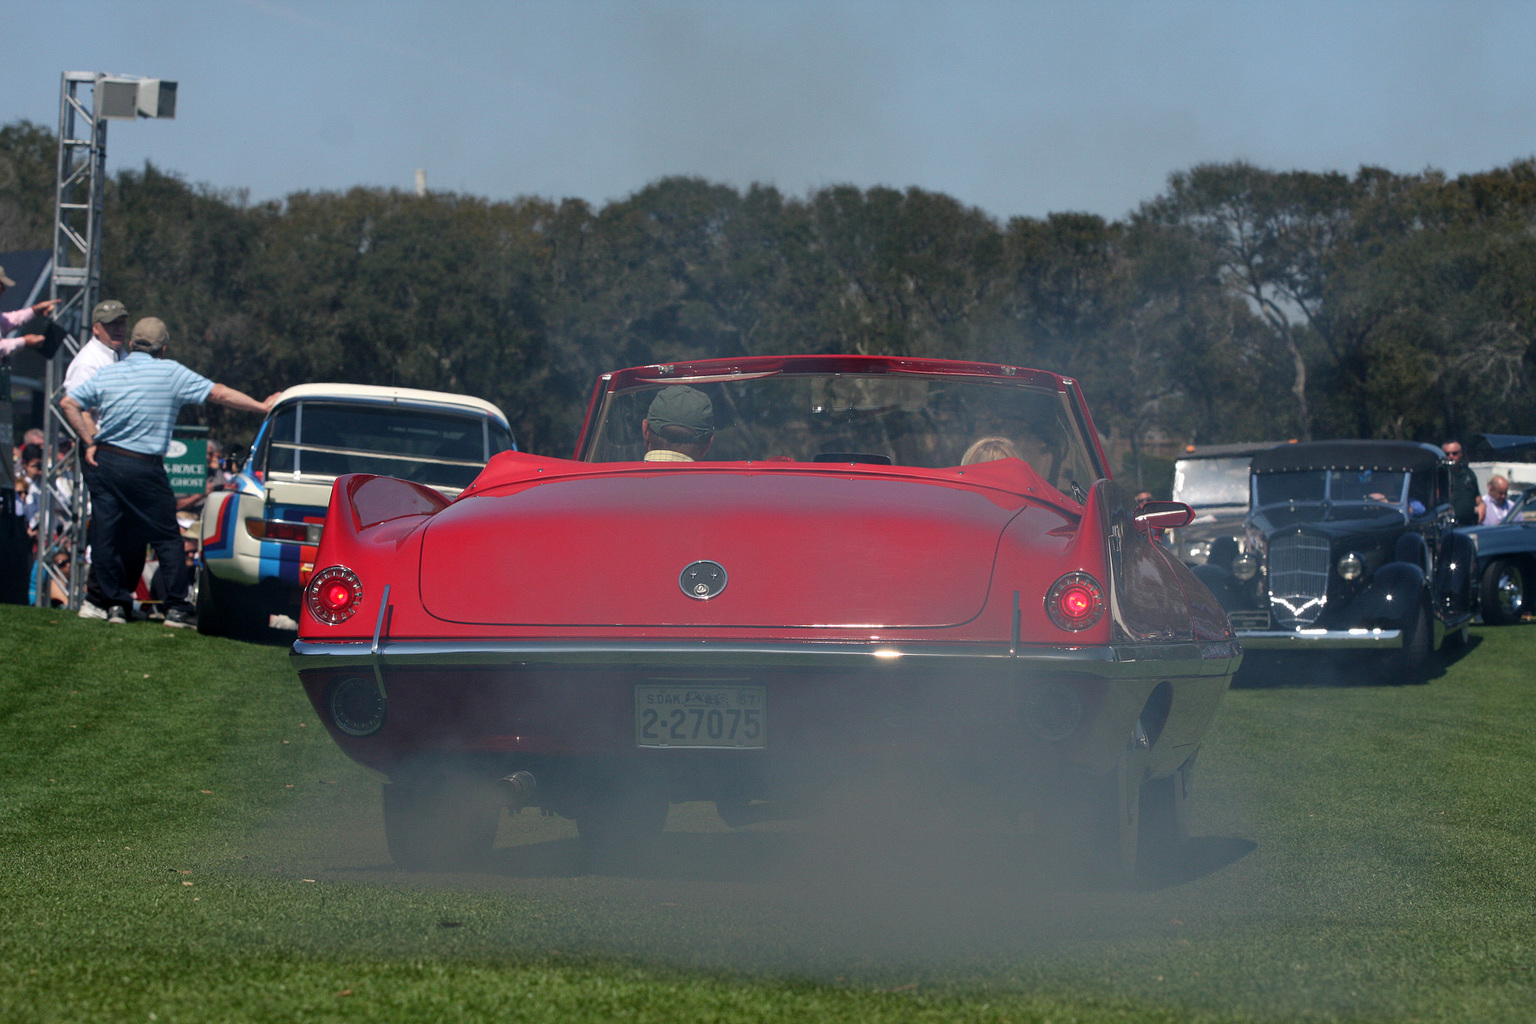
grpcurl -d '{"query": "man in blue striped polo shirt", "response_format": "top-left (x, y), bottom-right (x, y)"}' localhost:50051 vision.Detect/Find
top-left (59, 317), bottom-right (280, 627)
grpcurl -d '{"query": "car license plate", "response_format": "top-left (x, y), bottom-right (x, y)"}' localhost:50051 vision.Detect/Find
top-left (635, 682), bottom-right (766, 749)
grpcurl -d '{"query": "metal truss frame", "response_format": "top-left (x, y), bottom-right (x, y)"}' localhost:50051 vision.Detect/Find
top-left (36, 72), bottom-right (109, 608)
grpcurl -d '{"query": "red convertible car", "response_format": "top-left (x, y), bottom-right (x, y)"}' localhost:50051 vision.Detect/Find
top-left (291, 356), bottom-right (1238, 879)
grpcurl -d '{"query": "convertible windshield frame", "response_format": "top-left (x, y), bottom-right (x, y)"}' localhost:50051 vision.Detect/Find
top-left (577, 361), bottom-right (1107, 498)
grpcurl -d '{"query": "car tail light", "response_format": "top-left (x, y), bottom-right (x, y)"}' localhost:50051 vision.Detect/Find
top-left (246, 518), bottom-right (324, 544)
top-left (1046, 572), bottom-right (1105, 631)
top-left (307, 565), bottom-right (363, 624)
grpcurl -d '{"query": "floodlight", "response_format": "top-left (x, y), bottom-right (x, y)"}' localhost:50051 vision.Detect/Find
top-left (137, 79), bottom-right (176, 119)
top-left (98, 77), bottom-right (141, 119)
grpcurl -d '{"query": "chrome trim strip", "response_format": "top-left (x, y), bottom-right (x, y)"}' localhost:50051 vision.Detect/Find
top-left (371, 584), bottom-right (391, 697)
top-left (372, 584), bottom-right (392, 656)
top-left (292, 637), bottom-right (1242, 678)
top-left (268, 440), bottom-right (487, 469)
top-left (1236, 628), bottom-right (1403, 650)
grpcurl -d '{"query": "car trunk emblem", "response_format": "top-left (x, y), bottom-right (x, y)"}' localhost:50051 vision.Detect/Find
top-left (680, 560), bottom-right (727, 600)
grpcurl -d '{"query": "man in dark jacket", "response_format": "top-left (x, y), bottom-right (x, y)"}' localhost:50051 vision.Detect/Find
top-left (1442, 440), bottom-right (1483, 526)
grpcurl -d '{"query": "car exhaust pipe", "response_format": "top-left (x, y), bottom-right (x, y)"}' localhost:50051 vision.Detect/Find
top-left (499, 771), bottom-right (537, 807)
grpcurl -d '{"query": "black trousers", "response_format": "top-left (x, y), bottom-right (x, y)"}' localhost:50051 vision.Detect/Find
top-left (83, 449), bottom-right (190, 612)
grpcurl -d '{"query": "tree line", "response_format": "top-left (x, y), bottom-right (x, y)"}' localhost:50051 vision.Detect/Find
top-left (3, 118), bottom-right (1535, 479)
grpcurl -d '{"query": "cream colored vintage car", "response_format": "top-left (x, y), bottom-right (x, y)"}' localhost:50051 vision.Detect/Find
top-left (197, 383), bottom-right (514, 637)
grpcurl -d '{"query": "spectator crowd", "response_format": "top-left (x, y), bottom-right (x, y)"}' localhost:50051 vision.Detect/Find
top-left (4, 286), bottom-right (275, 625)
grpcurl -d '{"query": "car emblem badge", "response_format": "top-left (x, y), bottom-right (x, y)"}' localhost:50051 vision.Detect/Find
top-left (680, 560), bottom-right (727, 600)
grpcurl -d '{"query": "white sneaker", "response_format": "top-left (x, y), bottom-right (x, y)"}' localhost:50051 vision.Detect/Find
top-left (78, 600), bottom-right (109, 620)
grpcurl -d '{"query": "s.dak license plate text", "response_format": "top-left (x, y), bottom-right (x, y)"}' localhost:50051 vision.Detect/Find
top-left (635, 682), bottom-right (766, 749)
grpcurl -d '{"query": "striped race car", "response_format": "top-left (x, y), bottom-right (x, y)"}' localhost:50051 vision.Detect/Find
top-left (197, 383), bottom-right (514, 637)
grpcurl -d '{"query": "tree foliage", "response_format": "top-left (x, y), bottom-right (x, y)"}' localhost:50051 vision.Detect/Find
top-left (3, 119), bottom-right (1533, 470)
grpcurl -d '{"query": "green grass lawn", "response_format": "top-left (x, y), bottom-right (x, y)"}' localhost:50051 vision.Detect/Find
top-left (1, 605), bottom-right (1533, 1023)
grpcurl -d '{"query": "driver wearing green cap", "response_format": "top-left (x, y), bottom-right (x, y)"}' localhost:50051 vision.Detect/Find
top-left (642, 385), bottom-right (714, 462)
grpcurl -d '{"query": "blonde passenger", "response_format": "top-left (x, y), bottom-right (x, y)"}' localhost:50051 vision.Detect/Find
top-left (961, 436), bottom-right (1021, 465)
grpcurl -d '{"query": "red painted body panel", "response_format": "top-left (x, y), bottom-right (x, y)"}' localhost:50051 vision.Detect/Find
top-left (419, 465), bottom-right (1074, 629)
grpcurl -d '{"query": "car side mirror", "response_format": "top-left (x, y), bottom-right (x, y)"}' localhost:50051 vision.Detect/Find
top-left (1134, 500), bottom-right (1195, 533)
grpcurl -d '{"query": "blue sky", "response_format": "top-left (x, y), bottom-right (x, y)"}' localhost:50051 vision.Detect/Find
top-left (7, 1), bottom-right (1535, 221)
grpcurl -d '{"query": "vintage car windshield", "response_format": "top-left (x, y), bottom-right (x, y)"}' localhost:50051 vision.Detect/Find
top-left (262, 401), bottom-right (515, 489)
top-left (1253, 469), bottom-right (1409, 509)
top-left (585, 373), bottom-right (1101, 500)
top-left (1173, 457), bottom-right (1252, 508)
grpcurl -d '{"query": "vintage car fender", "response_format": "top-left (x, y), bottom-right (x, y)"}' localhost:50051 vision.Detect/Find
top-left (1459, 518), bottom-right (1536, 583)
top-left (1463, 521), bottom-right (1536, 563)
top-left (199, 474), bottom-right (331, 590)
top-left (1435, 531), bottom-right (1477, 611)
top-left (1189, 561), bottom-right (1247, 611)
top-left (198, 485), bottom-right (268, 586)
top-left (1341, 561), bottom-right (1425, 625)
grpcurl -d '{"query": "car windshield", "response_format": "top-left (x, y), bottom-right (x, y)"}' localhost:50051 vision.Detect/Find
top-left (1253, 469), bottom-right (1409, 508)
top-left (263, 401), bottom-right (515, 490)
top-left (583, 372), bottom-right (1102, 501)
top-left (1173, 457), bottom-right (1252, 507)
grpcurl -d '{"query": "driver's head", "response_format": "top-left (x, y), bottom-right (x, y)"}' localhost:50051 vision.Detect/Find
top-left (1442, 440), bottom-right (1465, 464)
top-left (644, 386), bottom-right (714, 455)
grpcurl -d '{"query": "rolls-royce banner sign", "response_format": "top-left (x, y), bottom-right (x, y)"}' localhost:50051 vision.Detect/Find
top-left (163, 438), bottom-right (207, 497)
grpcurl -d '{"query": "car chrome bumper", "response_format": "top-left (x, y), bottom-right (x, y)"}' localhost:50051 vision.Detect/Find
top-left (1235, 628), bottom-right (1403, 650)
top-left (291, 637), bottom-right (1243, 679)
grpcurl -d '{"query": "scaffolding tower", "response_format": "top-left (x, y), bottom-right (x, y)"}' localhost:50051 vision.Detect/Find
top-left (36, 71), bottom-right (174, 609)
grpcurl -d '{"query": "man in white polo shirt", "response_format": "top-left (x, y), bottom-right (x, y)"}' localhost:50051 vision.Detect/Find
top-left (63, 299), bottom-right (129, 395)
top-left (63, 299), bottom-right (132, 619)
top-left (60, 317), bottom-right (279, 627)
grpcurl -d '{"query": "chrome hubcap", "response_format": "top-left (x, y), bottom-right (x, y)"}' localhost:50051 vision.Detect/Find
top-left (1498, 570), bottom-right (1524, 617)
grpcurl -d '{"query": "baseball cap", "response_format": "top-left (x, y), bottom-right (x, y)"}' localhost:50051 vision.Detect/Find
top-left (0, 265), bottom-right (14, 288)
top-left (646, 386), bottom-right (714, 440)
top-left (129, 316), bottom-right (170, 353)
top-left (92, 299), bottom-right (128, 324)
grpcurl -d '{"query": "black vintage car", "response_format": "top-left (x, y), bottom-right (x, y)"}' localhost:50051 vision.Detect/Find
top-left (1457, 433), bottom-right (1536, 625)
top-left (1193, 440), bottom-right (1477, 680)
top-left (1458, 483), bottom-right (1536, 625)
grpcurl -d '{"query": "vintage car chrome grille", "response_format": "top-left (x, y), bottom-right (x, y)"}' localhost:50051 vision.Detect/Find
top-left (1267, 532), bottom-right (1331, 628)
top-left (1227, 609), bottom-right (1272, 631)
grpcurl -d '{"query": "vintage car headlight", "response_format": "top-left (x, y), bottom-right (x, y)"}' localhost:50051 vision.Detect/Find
top-left (1232, 554), bottom-right (1259, 581)
top-left (307, 565), bottom-right (363, 624)
top-left (1046, 572), bottom-right (1106, 631)
top-left (1337, 552), bottom-right (1365, 581)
